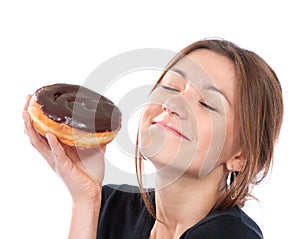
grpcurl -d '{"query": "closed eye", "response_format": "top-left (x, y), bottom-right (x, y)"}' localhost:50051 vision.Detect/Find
top-left (160, 85), bottom-right (179, 92)
top-left (199, 101), bottom-right (217, 112)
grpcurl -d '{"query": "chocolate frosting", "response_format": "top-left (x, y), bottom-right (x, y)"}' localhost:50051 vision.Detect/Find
top-left (34, 83), bottom-right (122, 133)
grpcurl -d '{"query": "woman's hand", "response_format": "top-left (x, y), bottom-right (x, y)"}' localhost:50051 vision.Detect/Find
top-left (23, 95), bottom-right (105, 202)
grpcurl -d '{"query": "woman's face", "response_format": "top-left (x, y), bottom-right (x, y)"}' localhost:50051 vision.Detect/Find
top-left (139, 49), bottom-right (241, 179)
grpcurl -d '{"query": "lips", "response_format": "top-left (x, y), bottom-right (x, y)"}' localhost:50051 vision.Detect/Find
top-left (152, 120), bottom-right (190, 141)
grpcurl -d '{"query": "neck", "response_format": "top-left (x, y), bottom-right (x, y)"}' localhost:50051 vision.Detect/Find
top-left (149, 164), bottom-right (226, 239)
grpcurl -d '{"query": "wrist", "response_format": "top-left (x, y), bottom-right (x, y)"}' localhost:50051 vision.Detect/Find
top-left (69, 196), bottom-right (101, 239)
top-left (72, 194), bottom-right (101, 208)
top-left (72, 183), bottom-right (102, 205)
top-left (72, 199), bottom-right (101, 220)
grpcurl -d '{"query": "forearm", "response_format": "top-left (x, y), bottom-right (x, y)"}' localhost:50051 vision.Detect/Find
top-left (68, 197), bottom-right (101, 239)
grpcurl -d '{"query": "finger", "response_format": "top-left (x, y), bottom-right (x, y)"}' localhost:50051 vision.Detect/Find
top-left (23, 94), bottom-right (32, 112)
top-left (23, 111), bottom-right (54, 167)
top-left (46, 133), bottom-right (70, 172)
top-left (23, 95), bottom-right (32, 136)
top-left (23, 111), bottom-right (47, 149)
top-left (23, 113), bottom-right (28, 136)
top-left (100, 144), bottom-right (106, 154)
top-left (62, 144), bottom-right (80, 162)
top-left (46, 133), bottom-right (65, 157)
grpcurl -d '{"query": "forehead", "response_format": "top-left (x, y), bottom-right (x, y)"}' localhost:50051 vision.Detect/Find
top-left (170, 49), bottom-right (237, 103)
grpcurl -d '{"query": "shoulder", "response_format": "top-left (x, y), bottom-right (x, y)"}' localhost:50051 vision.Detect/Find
top-left (98, 184), bottom-right (154, 238)
top-left (101, 184), bottom-right (151, 210)
top-left (182, 206), bottom-right (263, 239)
top-left (102, 184), bottom-right (142, 200)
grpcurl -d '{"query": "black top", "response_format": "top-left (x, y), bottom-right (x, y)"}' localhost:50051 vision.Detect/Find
top-left (97, 184), bottom-right (263, 239)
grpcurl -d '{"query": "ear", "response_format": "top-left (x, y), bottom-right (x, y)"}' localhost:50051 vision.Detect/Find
top-left (225, 150), bottom-right (246, 172)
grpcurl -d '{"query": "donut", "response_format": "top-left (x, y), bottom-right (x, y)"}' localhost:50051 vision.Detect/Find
top-left (28, 83), bottom-right (122, 148)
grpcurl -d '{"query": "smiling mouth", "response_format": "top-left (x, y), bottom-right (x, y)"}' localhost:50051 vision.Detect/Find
top-left (152, 121), bottom-right (190, 141)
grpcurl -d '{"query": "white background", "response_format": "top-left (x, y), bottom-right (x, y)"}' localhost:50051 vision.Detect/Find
top-left (1, 0), bottom-right (299, 238)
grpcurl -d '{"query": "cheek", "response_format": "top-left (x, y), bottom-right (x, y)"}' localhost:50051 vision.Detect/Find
top-left (219, 117), bottom-right (240, 160)
top-left (138, 104), bottom-right (163, 153)
top-left (190, 113), bottom-right (227, 177)
top-left (138, 106), bottom-right (192, 169)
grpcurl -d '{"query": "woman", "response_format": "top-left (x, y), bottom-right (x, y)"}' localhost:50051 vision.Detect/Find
top-left (23, 39), bottom-right (283, 238)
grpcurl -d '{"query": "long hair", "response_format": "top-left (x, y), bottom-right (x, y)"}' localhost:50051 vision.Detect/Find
top-left (135, 39), bottom-right (284, 217)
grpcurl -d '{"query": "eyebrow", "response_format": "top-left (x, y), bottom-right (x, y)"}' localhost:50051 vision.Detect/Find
top-left (169, 68), bottom-right (187, 79)
top-left (204, 85), bottom-right (231, 107)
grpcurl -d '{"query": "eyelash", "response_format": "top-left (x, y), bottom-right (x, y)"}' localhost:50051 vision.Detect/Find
top-left (160, 85), bottom-right (217, 112)
top-left (160, 85), bottom-right (179, 92)
top-left (199, 101), bottom-right (217, 111)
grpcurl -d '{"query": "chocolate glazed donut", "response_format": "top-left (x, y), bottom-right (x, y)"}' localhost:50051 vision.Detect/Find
top-left (28, 83), bottom-right (122, 148)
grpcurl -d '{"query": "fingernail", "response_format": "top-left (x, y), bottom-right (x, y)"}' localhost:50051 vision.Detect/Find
top-left (45, 133), bottom-right (51, 143)
top-left (45, 133), bottom-right (50, 140)
top-left (45, 133), bottom-right (54, 150)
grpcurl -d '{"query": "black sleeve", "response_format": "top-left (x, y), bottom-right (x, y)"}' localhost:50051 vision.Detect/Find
top-left (181, 215), bottom-right (262, 239)
top-left (97, 185), bottom-right (140, 239)
top-left (97, 184), bottom-right (154, 239)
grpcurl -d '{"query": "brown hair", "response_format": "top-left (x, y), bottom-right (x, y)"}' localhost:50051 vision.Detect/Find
top-left (135, 38), bottom-right (284, 216)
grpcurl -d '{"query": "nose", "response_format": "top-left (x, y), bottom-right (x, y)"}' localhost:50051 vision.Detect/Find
top-left (162, 95), bottom-right (188, 119)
